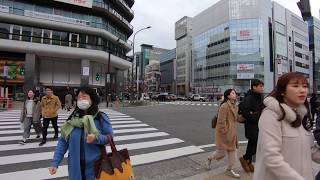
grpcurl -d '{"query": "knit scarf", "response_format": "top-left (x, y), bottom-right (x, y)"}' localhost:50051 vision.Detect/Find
top-left (61, 114), bottom-right (100, 140)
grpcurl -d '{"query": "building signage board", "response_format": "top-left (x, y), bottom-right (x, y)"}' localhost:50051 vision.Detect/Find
top-left (237, 30), bottom-right (253, 41)
top-left (0, 5), bottom-right (9, 13)
top-left (24, 10), bottom-right (89, 26)
top-left (237, 64), bottom-right (254, 71)
top-left (237, 73), bottom-right (254, 79)
top-left (53, 0), bottom-right (93, 8)
top-left (82, 67), bottom-right (89, 76)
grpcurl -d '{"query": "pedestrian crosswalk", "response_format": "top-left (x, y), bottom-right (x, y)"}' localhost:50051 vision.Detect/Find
top-left (0, 109), bottom-right (203, 179)
top-left (160, 101), bottom-right (219, 106)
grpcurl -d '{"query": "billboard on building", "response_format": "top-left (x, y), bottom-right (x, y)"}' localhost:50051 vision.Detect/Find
top-left (237, 30), bottom-right (253, 41)
top-left (237, 73), bottom-right (254, 79)
top-left (237, 64), bottom-right (254, 71)
top-left (53, 0), bottom-right (93, 8)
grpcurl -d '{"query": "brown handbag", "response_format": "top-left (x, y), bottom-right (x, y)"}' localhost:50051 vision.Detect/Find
top-left (94, 135), bottom-right (135, 180)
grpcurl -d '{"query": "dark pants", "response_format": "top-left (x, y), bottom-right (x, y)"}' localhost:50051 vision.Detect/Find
top-left (316, 171), bottom-right (320, 180)
top-left (243, 137), bottom-right (258, 162)
top-left (42, 116), bottom-right (58, 141)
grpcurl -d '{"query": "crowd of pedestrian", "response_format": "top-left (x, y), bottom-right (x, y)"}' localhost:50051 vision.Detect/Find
top-left (206, 72), bottom-right (320, 180)
top-left (18, 71), bottom-right (320, 179)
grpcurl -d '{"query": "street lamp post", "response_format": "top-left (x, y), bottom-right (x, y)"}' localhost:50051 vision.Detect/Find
top-left (132, 26), bottom-right (151, 101)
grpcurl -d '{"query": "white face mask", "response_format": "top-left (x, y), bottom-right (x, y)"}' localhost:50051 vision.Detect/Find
top-left (77, 100), bottom-right (91, 110)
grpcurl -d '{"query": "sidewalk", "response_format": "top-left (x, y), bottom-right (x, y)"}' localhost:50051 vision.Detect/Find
top-left (182, 145), bottom-right (320, 180)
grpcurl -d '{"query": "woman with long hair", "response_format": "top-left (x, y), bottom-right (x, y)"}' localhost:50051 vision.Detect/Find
top-left (19, 89), bottom-right (42, 144)
top-left (253, 72), bottom-right (313, 180)
top-left (49, 86), bottom-right (113, 180)
top-left (205, 88), bottom-right (240, 178)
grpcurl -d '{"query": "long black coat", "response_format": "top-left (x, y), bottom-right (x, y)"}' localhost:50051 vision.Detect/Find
top-left (241, 90), bottom-right (264, 140)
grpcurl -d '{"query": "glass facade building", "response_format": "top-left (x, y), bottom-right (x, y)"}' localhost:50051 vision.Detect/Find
top-left (0, 0), bottom-right (134, 99)
top-left (192, 0), bottom-right (271, 95)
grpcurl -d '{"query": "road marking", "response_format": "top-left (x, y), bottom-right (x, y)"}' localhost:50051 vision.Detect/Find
top-left (0, 146), bottom-right (203, 179)
top-left (197, 141), bottom-right (248, 149)
top-left (0, 127), bottom-right (157, 135)
top-left (0, 132), bottom-right (169, 142)
top-left (112, 124), bottom-right (149, 128)
top-left (0, 137), bottom-right (182, 152)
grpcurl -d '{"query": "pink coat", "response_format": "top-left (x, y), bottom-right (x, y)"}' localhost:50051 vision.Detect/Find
top-left (253, 97), bottom-right (313, 180)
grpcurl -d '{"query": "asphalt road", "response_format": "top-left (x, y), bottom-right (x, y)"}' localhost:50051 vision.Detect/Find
top-left (118, 101), bottom-right (247, 148)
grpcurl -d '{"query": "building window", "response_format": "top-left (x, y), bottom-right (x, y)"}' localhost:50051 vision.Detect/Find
top-left (12, 25), bottom-right (21, 40)
top-left (43, 29), bottom-right (51, 44)
top-left (60, 32), bottom-right (69, 46)
top-left (295, 51), bottom-right (302, 58)
top-left (295, 42), bottom-right (302, 49)
top-left (52, 31), bottom-right (61, 45)
top-left (0, 23), bottom-right (10, 39)
top-left (21, 26), bottom-right (31, 42)
top-left (32, 28), bottom-right (42, 43)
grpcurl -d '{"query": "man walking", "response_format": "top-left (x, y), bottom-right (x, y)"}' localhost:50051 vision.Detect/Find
top-left (239, 79), bottom-right (264, 172)
top-left (39, 87), bottom-right (61, 146)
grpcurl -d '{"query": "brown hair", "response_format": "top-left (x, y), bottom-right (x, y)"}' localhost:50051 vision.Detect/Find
top-left (269, 72), bottom-right (312, 131)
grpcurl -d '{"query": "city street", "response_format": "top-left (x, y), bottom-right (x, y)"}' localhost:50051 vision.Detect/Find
top-left (0, 102), bottom-right (248, 180)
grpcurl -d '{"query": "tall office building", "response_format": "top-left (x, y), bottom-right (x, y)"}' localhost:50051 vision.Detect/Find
top-left (308, 16), bottom-right (320, 92)
top-left (175, 16), bottom-right (192, 96)
top-left (0, 0), bottom-right (134, 98)
top-left (272, 2), bottom-right (312, 88)
top-left (160, 48), bottom-right (176, 94)
top-left (191, 0), bottom-right (272, 96)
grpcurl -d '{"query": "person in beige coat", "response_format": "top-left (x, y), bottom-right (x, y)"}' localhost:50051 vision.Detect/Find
top-left (253, 72), bottom-right (314, 180)
top-left (205, 88), bottom-right (240, 178)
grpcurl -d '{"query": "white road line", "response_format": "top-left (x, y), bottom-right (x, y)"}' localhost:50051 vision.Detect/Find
top-left (0, 120), bottom-right (142, 126)
top-left (0, 132), bottom-right (169, 142)
top-left (0, 127), bottom-right (158, 135)
top-left (0, 146), bottom-right (203, 179)
top-left (112, 124), bottom-right (149, 128)
top-left (0, 137), bottom-right (181, 152)
top-left (197, 141), bottom-right (248, 149)
top-left (0, 138), bottom-right (186, 165)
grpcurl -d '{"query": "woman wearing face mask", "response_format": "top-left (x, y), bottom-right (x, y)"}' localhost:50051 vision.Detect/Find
top-left (253, 72), bottom-right (313, 180)
top-left (19, 89), bottom-right (42, 144)
top-left (49, 86), bottom-right (113, 180)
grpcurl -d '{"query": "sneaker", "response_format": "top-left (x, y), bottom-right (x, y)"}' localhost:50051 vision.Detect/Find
top-left (39, 140), bottom-right (46, 146)
top-left (225, 169), bottom-right (240, 178)
top-left (239, 157), bottom-right (251, 172)
top-left (248, 162), bottom-right (254, 172)
top-left (19, 139), bottom-right (26, 145)
top-left (205, 159), bottom-right (211, 170)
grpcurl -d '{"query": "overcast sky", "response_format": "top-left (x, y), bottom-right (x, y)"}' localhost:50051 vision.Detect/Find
top-left (129, 0), bottom-right (320, 53)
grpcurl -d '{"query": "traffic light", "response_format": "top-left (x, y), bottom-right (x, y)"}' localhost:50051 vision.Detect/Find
top-left (95, 73), bottom-right (100, 81)
top-left (19, 67), bottom-right (25, 76)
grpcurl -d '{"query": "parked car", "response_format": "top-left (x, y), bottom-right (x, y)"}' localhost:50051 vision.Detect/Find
top-left (190, 94), bottom-right (206, 102)
top-left (168, 94), bottom-right (177, 101)
top-left (176, 96), bottom-right (188, 101)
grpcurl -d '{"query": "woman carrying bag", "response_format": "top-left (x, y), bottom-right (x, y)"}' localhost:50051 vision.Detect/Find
top-left (49, 86), bottom-right (113, 180)
top-left (205, 88), bottom-right (240, 178)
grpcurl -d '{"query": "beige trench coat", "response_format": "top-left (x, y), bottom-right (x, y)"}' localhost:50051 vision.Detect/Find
top-left (215, 100), bottom-right (238, 151)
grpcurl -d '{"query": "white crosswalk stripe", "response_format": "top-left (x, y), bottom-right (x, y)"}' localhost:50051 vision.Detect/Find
top-left (0, 109), bottom-right (203, 179)
top-left (158, 101), bottom-right (218, 106)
